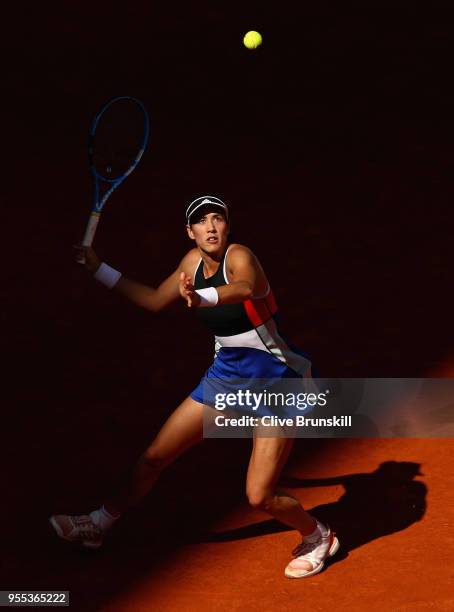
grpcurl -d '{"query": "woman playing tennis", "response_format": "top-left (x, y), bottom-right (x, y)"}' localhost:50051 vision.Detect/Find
top-left (50, 196), bottom-right (339, 578)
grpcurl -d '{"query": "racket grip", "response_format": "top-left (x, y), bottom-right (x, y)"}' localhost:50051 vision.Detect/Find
top-left (79, 212), bottom-right (101, 264)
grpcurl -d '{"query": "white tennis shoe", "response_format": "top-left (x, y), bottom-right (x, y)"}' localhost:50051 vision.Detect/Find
top-left (49, 514), bottom-right (103, 550)
top-left (285, 521), bottom-right (339, 578)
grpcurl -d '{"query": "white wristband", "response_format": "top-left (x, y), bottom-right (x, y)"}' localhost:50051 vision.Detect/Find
top-left (94, 262), bottom-right (122, 289)
top-left (195, 287), bottom-right (219, 307)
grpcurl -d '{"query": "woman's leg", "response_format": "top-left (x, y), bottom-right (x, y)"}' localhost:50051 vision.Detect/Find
top-left (105, 396), bottom-right (205, 515)
top-left (50, 397), bottom-right (206, 545)
top-left (245, 432), bottom-right (316, 535)
top-left (246, 428), bottom-right (340, 578)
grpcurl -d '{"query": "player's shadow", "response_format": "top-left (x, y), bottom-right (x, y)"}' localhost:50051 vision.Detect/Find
top-left (200, 461), bottom-right (426, 567)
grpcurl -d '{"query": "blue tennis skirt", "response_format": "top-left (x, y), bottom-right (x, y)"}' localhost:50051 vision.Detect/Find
top-left (190, 347), bottom-right (315, 417)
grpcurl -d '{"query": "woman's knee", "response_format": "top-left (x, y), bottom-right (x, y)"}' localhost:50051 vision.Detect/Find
top-left (246, 487), bottom-right (274, 512)
top-left (140, 445), bottom-right (172, 472)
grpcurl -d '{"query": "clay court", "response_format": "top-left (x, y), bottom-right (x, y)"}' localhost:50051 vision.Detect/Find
top-left (3, 4), bottom-right (454, 611)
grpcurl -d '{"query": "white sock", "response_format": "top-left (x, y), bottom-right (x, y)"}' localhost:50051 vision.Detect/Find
top-left (89, 505), bottom-right (120, 532)
top-left (305, 519), bottom-right (328, 542)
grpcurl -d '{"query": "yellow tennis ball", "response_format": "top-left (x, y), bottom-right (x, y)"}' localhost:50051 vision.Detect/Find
top-left (243, 30), bottom-right (262, 50)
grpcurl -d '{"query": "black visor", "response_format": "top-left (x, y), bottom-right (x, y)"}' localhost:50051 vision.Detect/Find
top-left (186, 196), bottom-right (229, 223)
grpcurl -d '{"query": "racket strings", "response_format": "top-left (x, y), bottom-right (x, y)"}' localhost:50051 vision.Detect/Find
top-left (91, 99), bottom-right (147, 179)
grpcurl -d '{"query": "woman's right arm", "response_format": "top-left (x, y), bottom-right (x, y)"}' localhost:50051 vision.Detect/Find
top-left (114, 271), bottom-right (182, 312)
top-left (76, 245), bottom-right (194, 313)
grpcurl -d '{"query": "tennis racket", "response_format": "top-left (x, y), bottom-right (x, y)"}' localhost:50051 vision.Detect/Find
top-left (79, 96), bottom-right (150, 262)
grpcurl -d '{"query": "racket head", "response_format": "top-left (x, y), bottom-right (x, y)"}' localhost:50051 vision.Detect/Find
top-left (88, 96), bottom-right (150, 210)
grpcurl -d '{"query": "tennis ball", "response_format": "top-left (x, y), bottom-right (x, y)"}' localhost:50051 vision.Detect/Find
top-left (243, 30), bottom-right (262, 50)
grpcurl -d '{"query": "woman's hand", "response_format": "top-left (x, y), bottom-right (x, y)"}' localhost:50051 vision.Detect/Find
top-left (179, 272), bottom-right (201, 308)
top-left (74, 244), bottom-right (102, 274)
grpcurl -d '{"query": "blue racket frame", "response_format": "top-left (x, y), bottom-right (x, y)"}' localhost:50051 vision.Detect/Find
top-left (88, 95), bottom-right (150, 214)
top-left (81, 96), bottom-right (150, 251)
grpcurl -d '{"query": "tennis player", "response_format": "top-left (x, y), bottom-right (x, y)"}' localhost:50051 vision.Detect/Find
top-left (50, 196), bottom-right (339, 578)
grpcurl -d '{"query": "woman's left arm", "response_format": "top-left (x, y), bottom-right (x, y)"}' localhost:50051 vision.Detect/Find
top-left (180, 245), bottom-right (267, 308)
top-left (216, 245), bottom-right (264, 304)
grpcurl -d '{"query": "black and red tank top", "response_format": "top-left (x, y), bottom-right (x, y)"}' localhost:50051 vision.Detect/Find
top-left (194, 246), bottom-right (278, 336)
top-left (193, 245), bottom-right (310, 375)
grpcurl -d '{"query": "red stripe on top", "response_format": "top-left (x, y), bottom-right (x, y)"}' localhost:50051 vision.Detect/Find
top-left (243, 289), bottom-right (278, 327)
